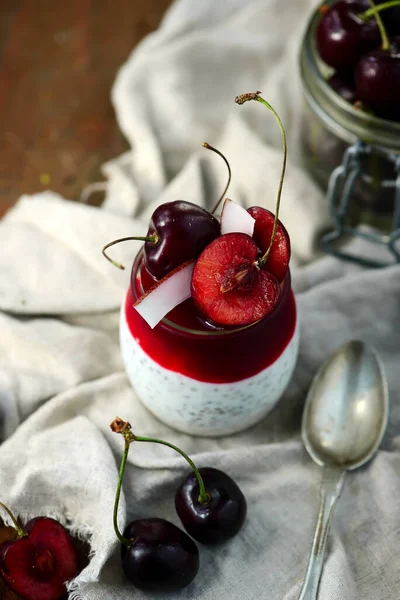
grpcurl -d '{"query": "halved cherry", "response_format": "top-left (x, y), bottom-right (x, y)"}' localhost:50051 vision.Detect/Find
top-left (0, 515), bottom-right (78, 600)
top-left (191, 232), bottom-right (280, 326)
top-left (248, 206), bottom-right (290, 282)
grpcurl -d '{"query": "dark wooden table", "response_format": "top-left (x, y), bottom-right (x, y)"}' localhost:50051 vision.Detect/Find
top-left (0, 0), bottom-right (172, 217)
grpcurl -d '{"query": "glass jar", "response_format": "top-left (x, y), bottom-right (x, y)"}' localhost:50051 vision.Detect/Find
top-left (120, 251), bottom-right (299, 437)
top-left (299, 0), bottom-right (400, 266)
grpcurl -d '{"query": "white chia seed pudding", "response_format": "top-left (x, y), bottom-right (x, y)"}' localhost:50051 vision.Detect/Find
top-left (120, 295), bottom-right (299, 437)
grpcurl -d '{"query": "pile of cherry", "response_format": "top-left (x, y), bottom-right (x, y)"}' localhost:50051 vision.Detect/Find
top-left (103, 93), bottom-right (291, 330)
top-left (0, 419), bottom-right (247, 598)
top-left (317, 0), bottom-right (400, 121)
top-left (123, 197), bottom-right (290, 329)
top-left (109, 417), bottom-right (247, 593)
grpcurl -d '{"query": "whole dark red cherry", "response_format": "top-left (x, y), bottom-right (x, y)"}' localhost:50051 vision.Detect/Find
top-left (144, 201), bottom-right (220, 280)
top-left (121, 518), bottom-right (199, 592)
top-left (316, 0), bottom-right (381, 70)
top-left (327, 71), bottom-right (357, 104)
top-left (355, 37), bottom-right (400, 121)
top-left (0, 516), bottom-right (78, 600)
top-left (175, 467), bottom-right (247, 545)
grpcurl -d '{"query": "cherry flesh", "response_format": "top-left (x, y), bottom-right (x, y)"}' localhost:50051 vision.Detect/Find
top-left (355, 37), bottom-right (400, 121)
top-left (191, 232), bottom-right (280, 327)
top-left (247, 206), bottom-right (290, 282)
top-left (121, 518), bottom-right (199, 592)
top-left (0, 517), bottom-right (78, 600)
top-left (316, 0), bottom-right (381, 70)
top-left (175, 467), bottom-right (247, 545)
top-left (143, 201), bottom-right (220, 280)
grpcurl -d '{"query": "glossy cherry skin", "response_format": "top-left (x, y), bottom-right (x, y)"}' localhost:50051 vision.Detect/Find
top-left (327, 71), bottom-right (357, 104)
top-left (0, 517), bottom-right (78, 600)
top-left (120, 518), bottom-right (199, 592)
top-left (143, 201), bottom-right (220, 280)
top-left (247, 206), bottom-right (290, 282)
top-left (355, 38), bottom-right (400, 121)
top-left (316, 0), bottom-right (380, 70)
top-left (175, 467), bottom-right (247, 545)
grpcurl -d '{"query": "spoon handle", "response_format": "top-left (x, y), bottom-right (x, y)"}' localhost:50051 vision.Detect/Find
top-left (298, 466), bottom-right (346, 600)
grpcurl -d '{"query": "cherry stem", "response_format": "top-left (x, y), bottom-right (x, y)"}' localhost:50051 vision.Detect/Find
top-left (362, 0), bottom-right (400, 18)
top-left (110, 416), bottom-right (211, 546)
top-left (361, 0), bottom-right (396, 50)
top-left (202, 142), bottom-right (232, 215)
top-left (235, 92), bottom-right (287, 267)
top-left (0, 502), bottom-right (26, 539)
top-left (112, 435), bottom-right (135, 549)
top-left (133, 436), bottom-right (211, 505)
top-left (102, 234), bottom-right (159, 270)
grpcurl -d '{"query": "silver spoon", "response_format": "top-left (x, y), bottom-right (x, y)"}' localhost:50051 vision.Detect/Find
top-left (298, 340), bottom-right (388, 600)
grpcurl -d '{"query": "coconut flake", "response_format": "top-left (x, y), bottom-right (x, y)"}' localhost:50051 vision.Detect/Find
top-left (220, 198), bottom-right (255, 237)
top-left (134, 261), bottom-right (195, 328)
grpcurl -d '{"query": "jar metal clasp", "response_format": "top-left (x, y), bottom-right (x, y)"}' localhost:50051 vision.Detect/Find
top-left (321, 140), bottom-right (400, 268)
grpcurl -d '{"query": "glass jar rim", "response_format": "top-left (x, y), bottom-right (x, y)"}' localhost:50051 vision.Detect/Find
top-left (132, 251), bottom-right (291, 338)
top-left (299, 0), bottom-right (400, 152)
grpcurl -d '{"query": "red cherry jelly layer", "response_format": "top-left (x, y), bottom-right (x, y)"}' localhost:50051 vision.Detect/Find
top-left (125, 254), bottom-right (297, 383)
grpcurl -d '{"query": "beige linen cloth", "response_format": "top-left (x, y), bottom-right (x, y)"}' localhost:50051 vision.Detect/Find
top-left (0, 0), bottom-right (399, 598)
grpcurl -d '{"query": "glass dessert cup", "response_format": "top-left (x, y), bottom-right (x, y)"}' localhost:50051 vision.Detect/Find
top-left (120, 251), bottom-right (299, 437)
top-left (299, 0), bottom-right (400, 265)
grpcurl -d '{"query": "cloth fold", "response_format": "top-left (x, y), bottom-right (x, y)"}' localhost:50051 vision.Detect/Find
top-left (0, 0), bottom-right (399, 599)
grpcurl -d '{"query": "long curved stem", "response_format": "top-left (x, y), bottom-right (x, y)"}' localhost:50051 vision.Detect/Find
top-left (102, 234), bottom-right (159, 270)
top-left (235, 92), bottom-right (287, 266)
top-left (202, 142), bottom-right (232, 215)
top-left (110, 417), bottom-right (211, 531)
top-left (113, 438), bottom-right (134, 548)
top-left (362, 0), bottom-right (393, 50)
top-left (0, 502), bottom-right (26, 538)
top-left (362, 0), bottom-right (400, 19)
top-left (134, 436), bottom-right (210, 504)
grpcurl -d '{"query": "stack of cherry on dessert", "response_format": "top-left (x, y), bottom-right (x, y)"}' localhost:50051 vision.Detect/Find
top-left (103, 92), bottom-right (291, 331)
top-left (110, 417), bottom-right (247, 593)
top-left (316, 0), bottom-right (400, 121)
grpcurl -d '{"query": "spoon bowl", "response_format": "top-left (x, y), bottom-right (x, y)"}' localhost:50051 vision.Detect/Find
top-left (302, 340), bottom-right (389, 470)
